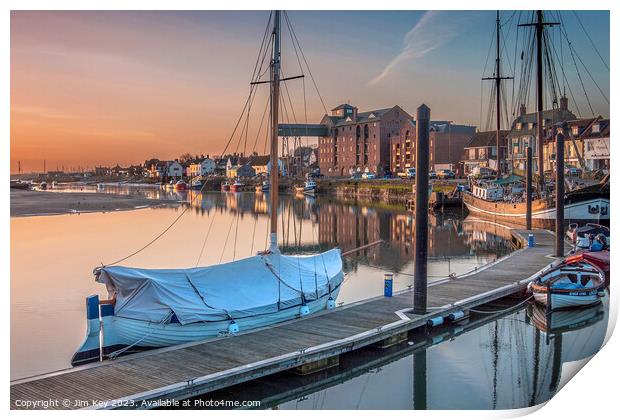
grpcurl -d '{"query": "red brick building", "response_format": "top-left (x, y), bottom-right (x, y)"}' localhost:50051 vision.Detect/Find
top-left (389, 121), bottom-right (476, 175)
top-left (317, 104), bottom-right (412, 177)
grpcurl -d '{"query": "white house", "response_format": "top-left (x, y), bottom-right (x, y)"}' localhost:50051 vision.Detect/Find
top-left (188, 158), bottom-right (216, 177)
top-left (166, 161), bottom-right (184, 178)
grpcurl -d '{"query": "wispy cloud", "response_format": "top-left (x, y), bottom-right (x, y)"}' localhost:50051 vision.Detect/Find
top-left (369, 11), bottom-right (460, 86)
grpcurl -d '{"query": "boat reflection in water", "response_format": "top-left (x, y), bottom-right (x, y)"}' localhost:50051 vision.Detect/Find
top-left (180, 295), bottom-right (608, 410)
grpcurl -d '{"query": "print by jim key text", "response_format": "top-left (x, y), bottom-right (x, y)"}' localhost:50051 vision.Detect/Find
top-left (13, 398), bottom-right (261, 409)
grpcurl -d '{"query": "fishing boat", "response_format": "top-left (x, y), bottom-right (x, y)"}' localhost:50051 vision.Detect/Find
top-left (72, 10), bottom-right (344, 366)
top-left (230, 178), bottom-right (244, 192)
top-left (527, 259), bottom-right (606, 310)
top-left (221, 180), bottom-right (231, 192)
top-left (567, 223), bottom-right (609, 250)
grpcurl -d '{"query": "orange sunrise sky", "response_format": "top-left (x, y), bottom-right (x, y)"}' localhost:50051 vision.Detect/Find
top-left (11, 10), bottom-right (609, 173)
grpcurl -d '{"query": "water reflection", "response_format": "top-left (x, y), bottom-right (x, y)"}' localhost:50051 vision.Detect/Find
top-left (11, 188), bottom-right (515, 379)
top-left (185, 297), bottom-right (608, 410)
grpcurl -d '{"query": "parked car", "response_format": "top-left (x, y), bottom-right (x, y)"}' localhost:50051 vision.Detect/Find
top-left (362, 172), bottom-right (376, 180)
top-left (429, 170), bottom-right (437, 179)
top-left (437, 169), bottom-right (455, 179)
top-left (397, 168), bottom-right (416, 179)
top-left (350, 173), bottom-right (362, 180)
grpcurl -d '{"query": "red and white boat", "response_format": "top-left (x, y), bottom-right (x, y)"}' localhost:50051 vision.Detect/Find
top-left (230, 178), bottom-right (244, 192)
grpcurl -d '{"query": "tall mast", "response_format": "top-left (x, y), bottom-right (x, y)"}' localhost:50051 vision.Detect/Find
top-left (520, 11), bottom-right (558, 189)
top-left (535, 10), bottom-right (544, 188)
top-left (483, 11), bottom-right (512, 179)
top-left (269, 10), bottom-right (281, 251)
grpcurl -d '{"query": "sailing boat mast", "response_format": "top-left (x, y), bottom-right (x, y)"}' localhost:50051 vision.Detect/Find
top-left (519, 11), bottom-right (558, 189)
top-left (483, 11), bottom-right (512, 179)
top-left (269, 10), bottom-right (281, 251)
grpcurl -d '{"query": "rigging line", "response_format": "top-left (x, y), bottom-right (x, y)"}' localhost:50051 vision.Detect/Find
top-left (219, 211), bottom-right (237, 263)
top-left (195, 208), bottom-right (219, 267)
top-left (233, 211), bottom-right (240, 261)
top-left (563, 32), bottom-right (595, 116)
top-left (250, 93), bottom-right (272, 155)
top-left (250, 214), bottom-right (258, 255)
top-left (557, 13), bottom-right (609, 105)
top-left (284, 11), bottom-right (328, 115)
top-left (572, 11), bottom-right (609, 71)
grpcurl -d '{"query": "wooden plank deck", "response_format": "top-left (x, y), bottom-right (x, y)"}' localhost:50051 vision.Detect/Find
top-left (10, 229), bottom-right (561, 410)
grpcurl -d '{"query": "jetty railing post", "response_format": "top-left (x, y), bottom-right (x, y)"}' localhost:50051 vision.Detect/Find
top-left (526, 146), bottom-right (533, 230)
top-left (555, 131), bottom-right (565, 257)
top-left (414, 104), bottom-right (430, 315)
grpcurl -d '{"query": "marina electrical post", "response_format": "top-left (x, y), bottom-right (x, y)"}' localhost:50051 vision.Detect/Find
top-left (555, 131), bottom-right (565, 257)
top-left (413, 104), bottom-right (430, 315)
top-left (526, 146), bottom-right (533, 230)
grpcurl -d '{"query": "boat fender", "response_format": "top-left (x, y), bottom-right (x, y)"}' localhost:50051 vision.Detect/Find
top-left (228, 320), bottom-right (239, 334)
top-left (427, 316), bottom-right (444, 327)
top-left (447, 311), bottom-right (465, 322)
top-left (300, 304), bottom-right (310, 316)
top-left (326, 297), bottom-right (336, 310)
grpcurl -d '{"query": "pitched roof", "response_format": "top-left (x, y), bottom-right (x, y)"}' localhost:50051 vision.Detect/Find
top-left (247, 155), bottom-right (270, 166)
top-left (334, 107), bottom-right (394, 127)
top-left (509, 108), bottom-right (577, 137)
top-left (331, 103), bottom-right (355, 111)
top-left (465, 130), bottom-right (508, 148)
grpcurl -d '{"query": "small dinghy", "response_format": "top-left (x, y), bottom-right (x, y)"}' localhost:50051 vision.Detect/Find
top-left (528, 260), bottom-right (606, 310)
top-left (566, 250), bottom-right (610, 285)
top-left (567, 223), bottom-right (609, 250)
top-left (72, 249), bottom-right (343, 365)
top-left (231, 178), bottom-right (244, 192)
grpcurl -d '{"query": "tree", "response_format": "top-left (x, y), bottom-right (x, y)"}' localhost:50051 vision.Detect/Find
top-left (179, 153), bottom-right (193, 164)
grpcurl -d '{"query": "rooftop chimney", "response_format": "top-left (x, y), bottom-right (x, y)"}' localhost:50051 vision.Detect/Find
top-left (519, 104), bottom-right (527, 116)
top-left (560, 95), bottom-right (568, 111)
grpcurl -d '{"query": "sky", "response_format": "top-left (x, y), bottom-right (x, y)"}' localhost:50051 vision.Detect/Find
top-left (10, 10), bottom-right (610, 173)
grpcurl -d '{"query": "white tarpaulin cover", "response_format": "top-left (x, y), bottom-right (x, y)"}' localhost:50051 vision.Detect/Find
top-left (97, 249), bottom-right (343, 324)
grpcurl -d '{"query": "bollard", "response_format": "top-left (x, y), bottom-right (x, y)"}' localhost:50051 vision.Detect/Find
top-left (528, 233), bottom-right (536, 247)
top-left (384, 273), bottom-right (393, 297)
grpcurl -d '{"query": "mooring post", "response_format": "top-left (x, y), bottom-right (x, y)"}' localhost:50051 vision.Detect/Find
top-left (555, 131), bottom-right (565, 257)
top-left (526, 146), bottom-right (533, 230)
top-left (414, 104), bottom-right (430, 315)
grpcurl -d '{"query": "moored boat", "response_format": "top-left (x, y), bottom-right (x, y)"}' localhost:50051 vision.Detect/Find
top-left (528, 259), bottom-right (606, 310)
top-left (10, 180), bottom-right (31, 190)
top-left (174, 180), bottom-right (187, 191)
top-left (221, 180), bottom-right (231, 192)
top-left (567, 223), bottom-right (609, 250)
top-left (72, 10), bottom-right (345, 366)
top-left (38, 181), bottom-right (47, 190)
top-left (231, 178), bottom-right (244, 192)
top-left (303, 179), bottom-right (317, 196)
top-left (72, 250), bottom-right (343, 365)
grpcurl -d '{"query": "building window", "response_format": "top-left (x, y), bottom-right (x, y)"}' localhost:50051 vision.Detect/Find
top-left (516, 122), bottom-right (522, 130)
top-left (572, 126), bottom-right (579, 135)
top-left (592, 123), bottom-right (600, 133)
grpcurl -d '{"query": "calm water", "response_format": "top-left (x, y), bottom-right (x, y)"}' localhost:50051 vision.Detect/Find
top-left (12, 186), bottom-right (515, 381)
top-left (189, 296), bottom-right (609, 410)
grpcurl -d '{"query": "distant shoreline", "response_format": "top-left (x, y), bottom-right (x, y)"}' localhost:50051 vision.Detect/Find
top-left (10, 189), bottom-right (178, 218)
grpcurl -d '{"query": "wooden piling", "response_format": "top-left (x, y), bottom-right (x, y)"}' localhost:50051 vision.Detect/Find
top-left (555, 132), bottom-right (565, 257)
top-left (414, 104), bottom-right (430, 315)
top-left (526, 146), bottom-right (533, 230)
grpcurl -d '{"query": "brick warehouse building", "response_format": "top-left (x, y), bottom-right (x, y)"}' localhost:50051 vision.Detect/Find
top-left (389, 121), bottom-right (476, 175)
top-left (317, 104), bottom-right (412, 177)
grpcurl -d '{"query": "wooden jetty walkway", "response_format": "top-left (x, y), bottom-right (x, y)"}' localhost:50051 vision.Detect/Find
top-left (11, 229), bottom-right (561, 410)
